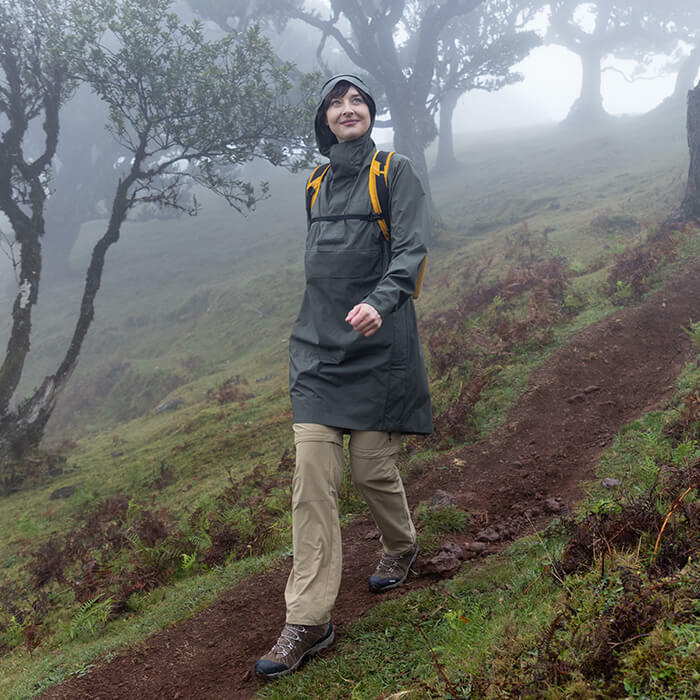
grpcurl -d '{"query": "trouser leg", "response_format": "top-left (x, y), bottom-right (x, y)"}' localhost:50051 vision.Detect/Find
top-left (349, 431), bottom-right (416, 557)
top-left (285, 423), bottom-right (344, 626)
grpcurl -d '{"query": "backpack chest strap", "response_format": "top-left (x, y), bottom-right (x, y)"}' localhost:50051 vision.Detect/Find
top-left (308, 213), bottom-right (383, 224)
top-left (305, 151), bottom-right (394, 241)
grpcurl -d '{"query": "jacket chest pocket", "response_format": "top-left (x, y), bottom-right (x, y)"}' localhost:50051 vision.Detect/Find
top-left (305, 248), bottom-right (382, 280)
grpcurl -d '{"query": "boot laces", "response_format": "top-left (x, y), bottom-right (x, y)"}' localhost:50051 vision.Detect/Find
top-left (376, 552), bottom-right (401, 575)
top-left (272, 624), bottom-right (306, 657)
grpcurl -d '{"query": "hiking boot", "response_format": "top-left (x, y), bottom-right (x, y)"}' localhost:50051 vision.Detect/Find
top-left (254, 622), bottom-right (334, 679)
top-left (369, 541), bottom-right (419, 593)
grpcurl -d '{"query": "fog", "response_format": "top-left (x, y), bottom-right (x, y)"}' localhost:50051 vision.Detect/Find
top-left (453, 46), bottom-right (682, 132)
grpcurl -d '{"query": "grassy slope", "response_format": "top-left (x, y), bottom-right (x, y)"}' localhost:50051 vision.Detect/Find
top-left (0, 108), bottom-right (697, 697)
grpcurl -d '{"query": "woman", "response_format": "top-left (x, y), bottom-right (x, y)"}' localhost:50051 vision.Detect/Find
top-left (255, 74), bottom-right (432, 679)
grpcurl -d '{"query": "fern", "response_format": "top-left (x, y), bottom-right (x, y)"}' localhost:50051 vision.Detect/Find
top-left (180, 552), bottom-right (197, 572)
top-left (185, 527), bottom-right (212, 553)
top-left (69, 595), bottom-right (113, 640)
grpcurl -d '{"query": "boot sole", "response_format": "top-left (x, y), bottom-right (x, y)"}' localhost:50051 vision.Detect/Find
top-left (368, 545), bottom-right (419, 593)
top-left (256, 625), bottom-right (335, 679)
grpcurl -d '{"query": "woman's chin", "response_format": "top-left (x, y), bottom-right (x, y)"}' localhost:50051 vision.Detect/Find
top-left (336, 126), bottom-right (370, 143)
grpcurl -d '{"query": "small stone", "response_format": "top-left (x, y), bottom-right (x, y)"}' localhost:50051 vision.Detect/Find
top-left (476, 526), bottom-right (501, 542)
top-left (583, 385), bottom-right (601, 394)
top-left (422, 543), bottom-right (464, 577)
top-left (364, 529), bottom-right (380, 540)
top-left (442, 541), bottom-right (465, 559)
top-left (49, 485), bottom-right (76, 500)
top-left (566, 393), bottom-right (585, 404)
top-left (432, 489), bottom-right (457, 507)
top-left (602, 477), bottom-right (621, 488)
top-left (544, 498), bottom-right (562, 513)
top-left (467, 541), bottom-right (487, 553)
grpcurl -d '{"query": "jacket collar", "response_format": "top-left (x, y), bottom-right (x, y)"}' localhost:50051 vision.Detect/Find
top-left (328, 129), bottom-right (375, 179)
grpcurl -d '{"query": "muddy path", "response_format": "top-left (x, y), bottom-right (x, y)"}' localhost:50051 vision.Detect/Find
top-left (42, 260), bottom-right (700, 700)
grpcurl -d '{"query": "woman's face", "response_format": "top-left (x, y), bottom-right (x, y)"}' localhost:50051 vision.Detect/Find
top-left (325, 87), bottom-right (371, 143)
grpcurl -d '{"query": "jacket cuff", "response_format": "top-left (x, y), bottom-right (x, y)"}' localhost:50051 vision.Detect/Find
top-left (362, 292), bottom-right (395, 318)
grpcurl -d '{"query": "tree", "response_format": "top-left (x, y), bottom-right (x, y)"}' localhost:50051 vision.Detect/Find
top-left (431, 0), bottom-right (540, 173)
top-left (192, 0), bottom-right (491, 203)
top-left (681, 80), bottom-right (700, 220)
top-left (0, 0), bottom-right (314, 470)
top-left (546, 0), bottom-right (663, 124)
top-left (0, 0), bottom-right (95, 426)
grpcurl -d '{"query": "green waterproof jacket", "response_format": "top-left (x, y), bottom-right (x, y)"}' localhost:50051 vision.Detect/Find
top-left (289, 75), bottom-right (432, 434)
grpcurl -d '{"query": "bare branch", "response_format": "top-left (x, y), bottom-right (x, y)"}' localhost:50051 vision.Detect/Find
top-left (288, 4), bottom-right (369, 70)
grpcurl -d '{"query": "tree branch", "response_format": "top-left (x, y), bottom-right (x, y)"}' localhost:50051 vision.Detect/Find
top-left (288, 3), bottom-right (369, 70)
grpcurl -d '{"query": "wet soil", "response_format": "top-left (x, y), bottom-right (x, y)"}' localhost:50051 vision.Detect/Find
top-left (41, 259), bottom-right (700, 700)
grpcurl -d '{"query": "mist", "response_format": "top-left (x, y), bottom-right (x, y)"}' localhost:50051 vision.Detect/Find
top-left (453, 46), bottom-right (684, 132)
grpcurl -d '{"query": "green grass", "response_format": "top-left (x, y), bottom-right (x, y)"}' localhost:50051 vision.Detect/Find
top-left (0, 105), bottom-right (698, 696)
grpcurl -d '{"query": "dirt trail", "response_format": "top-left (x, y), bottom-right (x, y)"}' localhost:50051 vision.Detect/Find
top-left (42, 260), bottom-right (700, 700)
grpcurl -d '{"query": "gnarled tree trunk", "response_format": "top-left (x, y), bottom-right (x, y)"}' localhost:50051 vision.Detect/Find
top-left (681, 82), bottom-right (700, 220)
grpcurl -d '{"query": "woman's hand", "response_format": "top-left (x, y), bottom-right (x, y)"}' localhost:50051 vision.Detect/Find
top-left (345, 303), bottom-right (382, 337)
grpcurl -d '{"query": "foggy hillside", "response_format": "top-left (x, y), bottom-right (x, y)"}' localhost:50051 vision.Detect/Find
top-left (1, 2), bottom-right (699, 698)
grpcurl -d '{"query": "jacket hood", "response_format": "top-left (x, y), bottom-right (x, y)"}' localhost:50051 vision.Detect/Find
top-left (315, 74), bottom-right (377, 157)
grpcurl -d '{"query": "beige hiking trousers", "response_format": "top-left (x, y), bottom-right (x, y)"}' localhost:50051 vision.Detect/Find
top-left (285, 423), bottom-right (416, 626)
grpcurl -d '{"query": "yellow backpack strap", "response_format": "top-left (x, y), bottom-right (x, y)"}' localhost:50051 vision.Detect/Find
top-left (369, 150), bottom-right (394, 242)
top-left (369, 150), bottom-right (426, 298)
top-left (305, 163), bottom-right (330, 224)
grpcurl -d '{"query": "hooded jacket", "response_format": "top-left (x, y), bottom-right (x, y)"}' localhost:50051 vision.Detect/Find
top-left (289, 75), bottom-right (432, 434)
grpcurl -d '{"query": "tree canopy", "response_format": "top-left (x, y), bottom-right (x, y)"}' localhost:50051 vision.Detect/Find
top-left (0, 0), bottom-right (315, 467)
